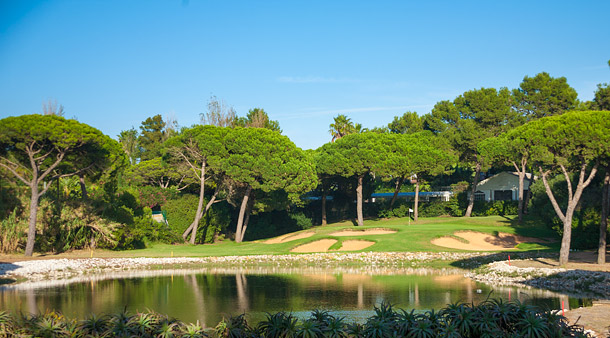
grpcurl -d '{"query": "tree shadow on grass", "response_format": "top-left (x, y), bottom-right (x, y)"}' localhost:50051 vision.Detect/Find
top-left (449, 251), bottom-right (558, 269)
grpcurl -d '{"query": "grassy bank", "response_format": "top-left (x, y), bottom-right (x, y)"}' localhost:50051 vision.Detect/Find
top-left (1, 215), bottom-right (559, 261)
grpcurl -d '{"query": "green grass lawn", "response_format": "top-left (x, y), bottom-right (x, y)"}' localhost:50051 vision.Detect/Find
top-left (86, 215), bottom-right (559, 258)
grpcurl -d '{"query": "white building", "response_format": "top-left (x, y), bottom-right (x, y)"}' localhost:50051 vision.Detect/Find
top-left (472, 171), bottom-right (535, 202)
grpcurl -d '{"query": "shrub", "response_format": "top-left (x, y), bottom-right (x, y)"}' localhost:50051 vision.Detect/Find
top-left (243, 210), bottom-right (314, 241)
top-left (163, 193), bottom-right (232, 244)
top-left (0, 300), bottom-right (592, 337)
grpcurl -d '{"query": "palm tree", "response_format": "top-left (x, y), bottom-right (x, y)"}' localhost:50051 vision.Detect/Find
top-left (329, 114), bottom-right (356, 142)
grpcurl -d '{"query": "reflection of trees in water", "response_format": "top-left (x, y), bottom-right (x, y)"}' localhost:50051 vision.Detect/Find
top-left (235, 273), bottom-right (249, 313)
top-left (183, 274), bottom-right (206, 328)
top-left (0, 270), bottom-right (577, 326)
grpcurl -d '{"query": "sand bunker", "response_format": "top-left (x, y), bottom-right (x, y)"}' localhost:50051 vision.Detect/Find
top-left (431, 231), bottom-right (546, 251)
top-left (330, 228), bottom-right (397, 237)
top-left (265, 231), bottom-right (315, 244)
top-left (290, 239), bottom-right (337, 253)
top-left (337, 240), bottom-right (375, 251)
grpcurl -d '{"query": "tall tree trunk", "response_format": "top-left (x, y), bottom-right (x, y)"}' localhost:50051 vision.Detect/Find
top-left (182, 190), bottom-right (218, 241)
top-left (187, 161), bottom-right (206, 244)
top-left (235, 185), bottom-right (252, 243)
top-left (512, 160), bottom-right (526, 224)
top-left (25, 181), bottom-right (39, 257)
top-left (414, 179), bottom-right (420, 222)
top-left (390, 175), bottom-right (405, 209)
top-left (78, 173), bottom-right (88, 200)
top-left (464, 162), bottom-right (482, 217)
top-left (524, 175), bottom-right (535, 215)
top-left (240, 200), bottom-right (252, 243)
top-left (356, 175), bottom-right (364, 226)
top-left (540, 163), bottom-right (598, 265)
top-left (599, 167), bottom-right (610, 264)
top-left (321, 187), bottom-right (327, 226)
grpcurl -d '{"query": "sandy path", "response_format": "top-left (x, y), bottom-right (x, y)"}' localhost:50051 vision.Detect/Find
top-left (265, 231), bottom-right (315, 244)
top-left (337, 240), bottom-right (375, 251)
top-left (431, 231), bottom-right (545, 251)
top-left (330, 229), bottom-right (397, 237)
top-left (290, 239), bottom-right (337, 253)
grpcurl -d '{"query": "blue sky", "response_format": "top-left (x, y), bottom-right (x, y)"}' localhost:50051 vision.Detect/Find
top-left (1, 0), bottom-right (609, 150)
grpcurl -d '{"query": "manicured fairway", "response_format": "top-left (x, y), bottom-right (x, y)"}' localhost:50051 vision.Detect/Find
top-left (16, 215), bottom-right (556, 260)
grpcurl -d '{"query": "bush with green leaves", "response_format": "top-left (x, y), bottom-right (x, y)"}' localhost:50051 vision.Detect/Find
top-left (528, 174), bottom-right (608, 250)
top-left (242, 210), bottom-right (314, 241)
top-left (163, 193), bottom-right (232, 244)
top-left (0, 299), bottom-right (592, 337)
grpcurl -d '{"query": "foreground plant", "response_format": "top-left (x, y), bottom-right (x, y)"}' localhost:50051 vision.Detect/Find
top-left (0, 299), bottom-right (593, 337)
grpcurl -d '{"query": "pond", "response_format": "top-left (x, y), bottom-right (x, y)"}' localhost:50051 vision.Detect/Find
top-left (0, 268), bottom-right (589, 327)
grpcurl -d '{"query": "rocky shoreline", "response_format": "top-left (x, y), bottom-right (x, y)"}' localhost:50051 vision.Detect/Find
top-left (1, 252), bottom-right (609, 298)
top-left (466, 259), bottom-right (610, 298)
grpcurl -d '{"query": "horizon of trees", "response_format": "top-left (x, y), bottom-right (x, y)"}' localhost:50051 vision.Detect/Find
top-left (1, 68), bottom-right (610, 264)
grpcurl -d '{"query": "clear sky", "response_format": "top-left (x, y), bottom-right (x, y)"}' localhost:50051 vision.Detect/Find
top-left (1, 0), bottom-right (609, 150)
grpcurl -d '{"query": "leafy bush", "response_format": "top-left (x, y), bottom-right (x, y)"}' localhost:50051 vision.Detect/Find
top-left (243, 210), bottom-right (314, 241)
top-left (113, 208), bottom-right (180, 250)
top-left (528, 174), bottom-right (607, 250)
top-left (164, 193), bottom-right (232, 244)
top-left (0, 209), bottom-right (27, 253)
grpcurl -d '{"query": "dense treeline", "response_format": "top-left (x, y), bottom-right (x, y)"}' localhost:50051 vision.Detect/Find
top-left (1, 70), bottom-right (610, 263)
top-left (0, 299), bottom-right (593, 337)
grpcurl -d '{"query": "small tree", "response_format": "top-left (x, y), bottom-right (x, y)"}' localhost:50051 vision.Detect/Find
top-left (165, 125), bottom-right (229, 244)
top-left (0, 115), bottom-right (123, 256)
top-left (427, 87), bottom-right (518, 217)
top-left (316, 133), bottom-right (389, 226)
top-left (223, 128), bottom-right (316, 242)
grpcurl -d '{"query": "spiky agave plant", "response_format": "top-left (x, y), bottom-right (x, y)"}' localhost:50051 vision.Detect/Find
top-left (156, 318), bottom-right (180, 338)
top-left (215, 314), bottom-right (252, 338)
top-left (296, 319), bottom-right (323, 338)
top-left (472, 305), bottom-right (501, 337)
top-left (516, 312), bottom-right (550, 338)
top-left (345, 322), bottom-right (364, 338)
top-left (129, 312), bottom-right (158, 336)
top-left (487, 298), bottom-right (514, 331)
top-left (0, 311), bottom-right (13, 337)
top-left (106, 308), bottom-right (133, 338)
top-left (323, 316), bottom-right (347, 338)
top-left (79, 313), bottom-right (109, 337)
top-left (371, 301), bottom-right (397, 322)
top-left (258, 312), bottom-right (298, 338)
top-left (362, 317), bottom-right (393, 338)
top-left (407, 319), bottom-right (435, 338)
top-left (436, 320), bottom-right (461, 338)
top-left (182, 322), bottom-right (207, 338)
top-left (394, 309), bottom-right (418, 336)
top-left (444, 302), bottom-right (476, 337)
top-left (31, 311), bottom-right (66, 338)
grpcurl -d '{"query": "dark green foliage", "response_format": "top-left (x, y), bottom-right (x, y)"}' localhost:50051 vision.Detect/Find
top-left (139, 114), bottom-right (167, 161)
top-left (137, 185), bottom-right (177, 209)
top-left (512, 72), bottom-right (578, 119)
top-left (0, 299), bottom-right (592, 337)
top-left (162, 193), bottom-right (232, 244)
top-left (592, 83), bottom-right (610, 111)
top-left (528, 174), bottom-right (608, 250)
top-left (376, 198), bottom-right (516, 219)
top-left (113, 211), bottom-right (181, 250)
top-left (242, 210), bottom-right (313, 241)
top-left (388, 111), bottom-right (424, 134)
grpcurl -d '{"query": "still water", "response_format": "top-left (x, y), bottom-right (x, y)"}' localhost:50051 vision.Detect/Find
top-left (0, 268), bottom-right (585, 327)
